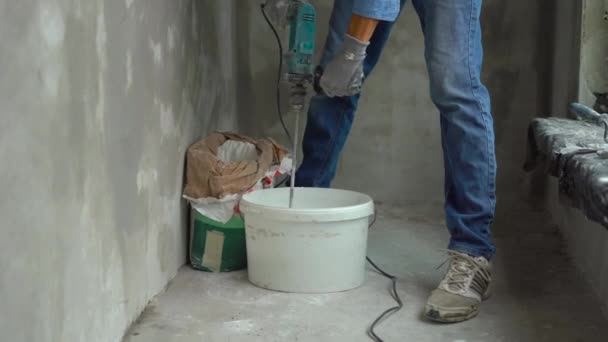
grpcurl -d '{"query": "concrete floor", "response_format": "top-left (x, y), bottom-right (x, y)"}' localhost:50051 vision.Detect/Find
top-left (124, 200), bottom-right (608, 342)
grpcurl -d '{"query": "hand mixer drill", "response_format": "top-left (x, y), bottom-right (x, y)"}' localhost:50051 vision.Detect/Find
top-left (262, 0), bottom-right (316, 208)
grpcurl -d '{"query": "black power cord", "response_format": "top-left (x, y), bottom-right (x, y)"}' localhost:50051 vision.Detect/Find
top-left (260, 4), bottom-right (402, 341)
top-left (367, 214), bottom-right (403, 342)
top-left (260, 3), bottom-right (293, 142)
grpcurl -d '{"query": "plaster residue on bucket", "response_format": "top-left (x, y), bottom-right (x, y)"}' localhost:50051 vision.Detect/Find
top-left (247, 225), bottom-right (286, 239)
top-left (248, 223), bottom-right (340, 240)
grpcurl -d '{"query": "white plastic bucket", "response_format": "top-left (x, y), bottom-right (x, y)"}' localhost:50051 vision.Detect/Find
top-left (240, 187), bottom-right (374, 293)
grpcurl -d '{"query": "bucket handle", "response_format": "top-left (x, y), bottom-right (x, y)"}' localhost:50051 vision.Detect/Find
top-left (368, 210), bottom-right (377, 229)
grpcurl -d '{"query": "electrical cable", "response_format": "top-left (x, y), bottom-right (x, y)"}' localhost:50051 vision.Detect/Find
top-left (366, 214), bottom-right (403, 342)
top-left (260, 5), bottom-right (402, 341)
top-left (260, 3), bottom-right (293, 142)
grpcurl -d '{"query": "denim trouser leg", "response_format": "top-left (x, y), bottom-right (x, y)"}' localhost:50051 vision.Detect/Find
top-left (412, 0), bottom-right (496, 259)
top-left (298, 0), bottom-right (496, 259)
top-left (296, 0), bottom-right (406, 187)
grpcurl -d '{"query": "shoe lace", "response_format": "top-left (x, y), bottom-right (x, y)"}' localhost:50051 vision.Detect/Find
top-left (437, 251), bottom-right (486, 293)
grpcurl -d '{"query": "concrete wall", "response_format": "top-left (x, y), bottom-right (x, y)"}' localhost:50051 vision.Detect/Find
top-left (579, 0), bottom-right (608, 106)
top-left (1, 0), bottom-right (603, 340)
top-left (0, 1), bottom-right (239, 341)
top-left (545, 0), bottom-right (608, 314)
top-left (549, 0), bottom-right (582, 118)
top-left (547, 180), bottom-right (608, 314)
top-left (242, 0), bottom-right (557, 205)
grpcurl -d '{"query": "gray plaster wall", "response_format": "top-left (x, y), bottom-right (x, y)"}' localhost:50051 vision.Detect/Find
top-left (549, 0), bottom-right (582, 118)
top-left (242, 0), bottom-right (556, 205)
top-left (579, 0), bottom-right (608, 105)
top-left (545, 0), bottom-right (608, 315)
top-left (0, 1), bottom-right (239, 341)
top-left (547, 180), bottom-right (608, 314)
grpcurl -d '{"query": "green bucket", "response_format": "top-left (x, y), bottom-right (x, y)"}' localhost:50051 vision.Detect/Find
top-left (189, 208), bottom-right (247, 272)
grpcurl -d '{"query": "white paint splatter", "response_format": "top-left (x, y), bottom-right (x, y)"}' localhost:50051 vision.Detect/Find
top-left (125, 0), bottom-right (134, 9)
top-left (167, 26), bottom-right (176, 51)
top-left (39, 4), bottom-right (65, 47)
top-left (149, 38), bottom-right (163, 65)
top-left (223, 320), bottom-right (255, 333)
top-left (41, 67), bottom-right (61, 98)
top-left (161, 197), bottom-right (179, 226)
top-left (303, 295), bottom-right (331, 306)
top-left (37, 4), bottom-right (65, 98)
top-left (137, 168), bottom-right (158, 193)
top-left (160, 103), bottom-right (176, 139)
top-left (73, 1), bottom-right (83, 18)
top-left (125, 51), bottom-right (133, 92)
top-left (95, 3), bottom-right (107, 136)
top-left (96, 11), bottom-right (107, 66)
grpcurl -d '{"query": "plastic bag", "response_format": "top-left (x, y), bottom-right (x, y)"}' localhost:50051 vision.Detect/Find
top-left (183, 132), bottom-right (290, 223)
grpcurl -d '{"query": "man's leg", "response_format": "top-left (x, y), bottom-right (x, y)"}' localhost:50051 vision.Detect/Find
top-left (296, 0), bottom-right (406, 187)
top-left (412, 0), bottom-right (497, 322)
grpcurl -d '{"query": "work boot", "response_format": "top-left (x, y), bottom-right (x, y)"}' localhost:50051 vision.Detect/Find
top-left (424, 251), bottom-right (492, 323)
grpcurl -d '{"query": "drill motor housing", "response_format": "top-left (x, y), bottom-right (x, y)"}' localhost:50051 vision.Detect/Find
top-left (286, 1), bottom-right (316, 82)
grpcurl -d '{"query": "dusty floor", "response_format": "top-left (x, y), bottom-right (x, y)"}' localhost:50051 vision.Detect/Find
top-left (124, 200), bottom-right (608, 342)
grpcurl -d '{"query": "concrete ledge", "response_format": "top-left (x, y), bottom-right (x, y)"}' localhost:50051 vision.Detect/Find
top-left (547, 178), bottom-right (608, 316)
top-left (526, 117), bottom-right (608, 229)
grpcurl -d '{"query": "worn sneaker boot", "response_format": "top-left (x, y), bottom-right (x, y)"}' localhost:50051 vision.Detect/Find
top-left (424, 251), bottom-right (492, 323)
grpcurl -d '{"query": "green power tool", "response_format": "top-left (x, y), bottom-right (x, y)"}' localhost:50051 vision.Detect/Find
top-left (261, 0), bottom-right (316, 82)
top-left (285, 1), bottom-right (316, 82)
top-left (262, 0), bottom-right (317, 207)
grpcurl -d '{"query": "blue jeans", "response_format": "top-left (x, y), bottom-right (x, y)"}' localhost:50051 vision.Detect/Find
top-left (297, 0), bottom-right (497, 259)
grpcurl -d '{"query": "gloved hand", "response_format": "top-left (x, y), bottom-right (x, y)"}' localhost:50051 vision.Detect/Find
top-left (319, 34), bottom-right (369, 97)
top-left (263, 0), bottom-right (291, 28)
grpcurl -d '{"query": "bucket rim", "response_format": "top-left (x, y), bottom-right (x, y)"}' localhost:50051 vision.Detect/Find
top-left (240, 187), bottom-right (374, 222)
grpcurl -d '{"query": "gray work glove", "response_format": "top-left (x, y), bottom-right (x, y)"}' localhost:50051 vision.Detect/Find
top-left (263, 0), bottom-right (291, 28)
top-left (320, 34), bottom-right (369, 97)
